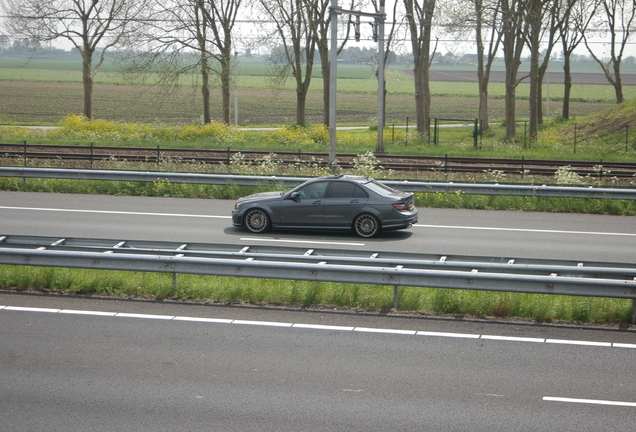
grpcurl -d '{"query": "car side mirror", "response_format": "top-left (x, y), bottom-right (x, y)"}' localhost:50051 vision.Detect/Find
top-left (290, 191), bottom-right (301, 201)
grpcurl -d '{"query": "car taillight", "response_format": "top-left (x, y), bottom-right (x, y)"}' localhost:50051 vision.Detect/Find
top-left (392, 202), bottom-right (409, 212)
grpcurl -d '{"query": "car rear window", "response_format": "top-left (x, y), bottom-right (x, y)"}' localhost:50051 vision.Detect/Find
top-left (362, 180), bottom-right (399, 196)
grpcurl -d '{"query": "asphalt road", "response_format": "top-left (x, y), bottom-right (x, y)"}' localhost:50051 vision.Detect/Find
top-left (1, 191), bottom-right (635, 430)
top-left (1, 191), bottom-right (635, 263)
top-left (1, 294), bottom-right (635, 432)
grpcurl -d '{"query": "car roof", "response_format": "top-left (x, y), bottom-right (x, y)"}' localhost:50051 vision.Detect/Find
top-left (316, 174), bottom-right (371, 182)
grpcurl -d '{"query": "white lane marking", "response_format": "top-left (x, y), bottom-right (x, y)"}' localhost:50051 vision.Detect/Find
top-left (481, 335), bottom-right (545, 343)
top-left (613, 343), bottom-right (636, 349)
top-left (354, 327), bottom-right (417, 335)
top-left (293, 323), bottom-right (355, 331)
top-left (116, 312), bottom-right (175, 320)
top-left (4, 306), bottom-right (60, 313)
top-left (0, 206), bottom-right (230, 219)
top-left (543, 397), bottom-right (636, 407)
top-left (4, 205), bottom-right (633, 237)
top-left (415, 224), bottom-right (636, 237)
top-left (174, 316), bottom-right (233, 324)
top-left (1, 305), bottom-right (633, 349)
top-left (417, 331), bottom-right (480, 339)
top-left (546, 339), bottom-right (612, 347)
top-left (232, 319), bottom-right (293, 327)
top-left (240, 237), bottom-right (365, 246)
top-left (59, 309), bottom-right (117, 316)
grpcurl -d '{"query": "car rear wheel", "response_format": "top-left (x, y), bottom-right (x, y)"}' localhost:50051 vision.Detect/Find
top-left (353, 214), bottom-right (380, 238)
top-left (245, 208), bottom-right (270, 233)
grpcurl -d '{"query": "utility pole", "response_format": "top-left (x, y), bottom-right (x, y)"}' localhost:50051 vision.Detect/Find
top-left (328, 1), bottom-right (386, 168)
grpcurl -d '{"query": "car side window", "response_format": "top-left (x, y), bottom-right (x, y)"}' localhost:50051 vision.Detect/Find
top-left (329, 182), bottom-right (355, 198)
top-left (353, 185), bottom-right (368, 198)
top-left (296, 181), bottom-right (328, 199)
top-left (328, 182), bottom-right (369, 199)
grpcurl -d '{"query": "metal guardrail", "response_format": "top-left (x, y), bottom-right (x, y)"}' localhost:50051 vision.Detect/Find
top-left (1, 167), bottom-right (636, 199)
top-left (1, 235), bottom-right (635, 322)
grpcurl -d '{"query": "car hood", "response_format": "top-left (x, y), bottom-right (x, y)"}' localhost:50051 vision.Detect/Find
top-left (236, 191), bottom-right (285, 204)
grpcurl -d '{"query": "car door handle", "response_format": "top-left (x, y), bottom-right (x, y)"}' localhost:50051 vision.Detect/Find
top-left (350, 199), bottom-right (359, 203)
top-left (313, 200), bottom-right (322, 205)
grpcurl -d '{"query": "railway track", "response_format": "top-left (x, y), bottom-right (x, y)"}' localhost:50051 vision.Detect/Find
top-left (2, 143), bottom-right (635, 178)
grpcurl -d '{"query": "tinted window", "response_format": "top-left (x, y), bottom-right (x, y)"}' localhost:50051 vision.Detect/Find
top-left (362, 180), bottom-right (397, 196)
top-left (353, 185), bottom-right (368, 198)
top-left (329, 182), bottom-right (369, 198)
top-left (296, 181), bottom-right (328, 198)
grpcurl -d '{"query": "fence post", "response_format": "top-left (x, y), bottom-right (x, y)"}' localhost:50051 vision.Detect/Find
top-left (90, 142), bottom-right (94, 169)
top-left (23, 140), bottom-right (27, 167)
top-left (406, 117), bottom-right (409, 146)
top-left (434, 118), bottom-right (439, 146)
top-left (473, 119), bottom-right (478, 149)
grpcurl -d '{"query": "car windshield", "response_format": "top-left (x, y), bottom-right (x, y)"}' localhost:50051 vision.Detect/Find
top-left (362, 180), bottom-right (399, 196)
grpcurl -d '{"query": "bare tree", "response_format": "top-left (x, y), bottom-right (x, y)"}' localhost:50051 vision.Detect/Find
top-left (371, 0), bottom-right (402, 130)
top-left (474, 0), bottom-right (503, 132)
top-left (403, 0), bottom-right (437, 136)
top-left (1, 0), bottom-right (151, 119)
top-left (526, 0), bottom-right (561, 141)
top-left (583, 0), bottom-right (635, 104)
top-left (309, 0), bottom-right (356, 126)
top-left (258, 0), bottom-right (317, 126)
top-left (448, 0), bottom-right (502, 132)
top-left (499, 0), bottom-right (528, 140)
top-left (119, 0), bottom-right (215, 123)
top-left (118, 0), bottom-right (241, 124)
top-left (198, 0), bottom-right (242, 124)
top-left (558, 0), bottom-right (587, 119)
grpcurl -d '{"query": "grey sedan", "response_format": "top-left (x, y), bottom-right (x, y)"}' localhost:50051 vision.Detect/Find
top-left (231, 175), bottom-right (418, 238)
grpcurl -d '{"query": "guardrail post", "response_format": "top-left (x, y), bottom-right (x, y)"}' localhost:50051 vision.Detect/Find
top-left (173, 272), bottom-right (178, 288)
top-left (632, 299), bottom-right (636, 325)
top-left (393, 285), bottom-right (399, 309)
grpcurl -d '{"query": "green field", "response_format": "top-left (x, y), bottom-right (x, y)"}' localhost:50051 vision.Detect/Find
top-left (0, 55), bottom-right (630, 125)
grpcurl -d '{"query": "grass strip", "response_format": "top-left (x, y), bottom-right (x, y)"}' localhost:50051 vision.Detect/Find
top-left (0, 266), bottom-right (631, 324)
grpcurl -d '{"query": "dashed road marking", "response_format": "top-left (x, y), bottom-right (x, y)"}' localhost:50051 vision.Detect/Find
top-left (2, 305), bottom-right (635, 349)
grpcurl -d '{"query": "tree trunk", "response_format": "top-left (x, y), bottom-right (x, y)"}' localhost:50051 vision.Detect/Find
top-left (319, 43), bottom-right (330, 125)
top-left (613, 63), bottom-right (624, 104)
top-left (504, 67), bottom-right (517, 139)
top-left (221, 54), bottom-right (232, 124)
top-left (562, 53), bottom-right (572, 119)
top-left (296, 85), bottom-right (307, 126)
top-left (82, 50), bottom-right (93, 120)
top-left (201, 52), bottom-right (211, 124)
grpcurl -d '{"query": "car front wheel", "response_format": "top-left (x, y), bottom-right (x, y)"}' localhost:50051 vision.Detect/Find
top-left (353, 214), bottom-right (380, 238)
top-left (244, 208), bottom-right (270, 233)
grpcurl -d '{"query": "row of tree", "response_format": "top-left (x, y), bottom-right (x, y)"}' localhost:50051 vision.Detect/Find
top-left (1, 0), bottom-right (634, 144)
